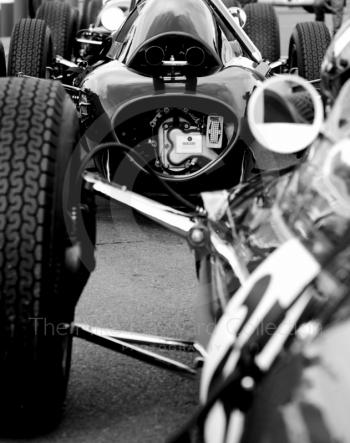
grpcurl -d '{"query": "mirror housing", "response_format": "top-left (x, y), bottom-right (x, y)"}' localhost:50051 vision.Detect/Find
top-left (247, 74), bottom-right (324, 154)
top-left (100, 1), bottom-right (126, 32)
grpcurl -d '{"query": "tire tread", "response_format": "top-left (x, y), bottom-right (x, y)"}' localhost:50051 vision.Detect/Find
top-left (0, 77), bottom-right (74, 433)
top-left (290, 21), bottom-right (331, 80)
top-left (36, 1), bottom-right (76, 58)
top-left (244, 4), bottom-right (280, 62)
top-left (8, 19), bottom-right (51, 78)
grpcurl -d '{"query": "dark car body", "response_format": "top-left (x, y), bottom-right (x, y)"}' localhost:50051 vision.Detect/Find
top-left (77, 0), bottom-right (296, 192)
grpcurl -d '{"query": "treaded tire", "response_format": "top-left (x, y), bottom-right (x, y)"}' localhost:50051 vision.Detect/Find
top-left (8, 19), bottom-right (53, 78)
top-left (0, 41), bottom-right (6, 76)
top-left (80, 0), bottom-right (91, 29)
top-left (0, 77), bottom-right (91, 435)
top-left (64, 0), bottom-right (79, 6)
top-left (236, 0), bottom-right (258, 6)
top-left (80, 0), bottom-right (102, 29)
top-left (87, 0), bottom-right (102, 26)
top-left (288, 21), bottom-right (331, 80)
top-left (36, 1), bottom-right (77, 59)
top-left (287, 91), bottom-right (315, 123)
top-left (244, 4), bottom-right (280, 62)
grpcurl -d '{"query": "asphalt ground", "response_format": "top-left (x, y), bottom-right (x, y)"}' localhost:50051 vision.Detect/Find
top-left (0, 7), bottom-right (333, 443)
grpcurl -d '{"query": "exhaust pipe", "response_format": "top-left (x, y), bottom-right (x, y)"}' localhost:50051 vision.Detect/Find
top-left (145, 46), bottom-right (165, 66)
top-left (186, 47), bottom-right (205, 66)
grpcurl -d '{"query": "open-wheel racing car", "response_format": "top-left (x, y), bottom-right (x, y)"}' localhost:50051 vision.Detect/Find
top-left (7, 0), bottom-right (331, 195)
top-left (0, 73), bottom-right (333, 436)
top-left (0, 0), bottom-right (334, 436)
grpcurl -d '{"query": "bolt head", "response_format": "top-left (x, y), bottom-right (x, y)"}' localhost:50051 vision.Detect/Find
top-left (241, 376), bottom-right (255, 391)
top-left (191, 228), bottom-right (205, 244)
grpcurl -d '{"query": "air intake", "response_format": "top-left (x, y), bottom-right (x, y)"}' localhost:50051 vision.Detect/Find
top-left (186, 47), bottom-right (205, 66)
top-left (145, 46), bottom-right (165, 66)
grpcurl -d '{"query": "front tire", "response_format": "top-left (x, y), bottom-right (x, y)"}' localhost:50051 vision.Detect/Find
top-left (0, 77), bottom-right (93, 435)
top-left (288, 22), bottom-right (331, 80)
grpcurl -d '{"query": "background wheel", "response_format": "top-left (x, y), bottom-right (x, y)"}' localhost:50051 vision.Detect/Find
top-left (288, 21), bottom-right (331, 80)
top-left (0, 41), bottom-right (6, 76)
top-left (32, 0), bottom-right (79, 12)
top-left (80, 0), bottom-right (91, 29)
top-left (236, 0), bottom-right (258, 6)
top-left (243, 4), bottom-right (280, 62)
top-left (36, 1), bottom-right (78, 59)
top-left (65, 0), bottom-right (79, 7)
top-left (8, 19), bottom-right (53, 78)
top-left (0, 76), bottom-right (94, 435)
top-left (86, 0), bottom-right (102, 27)
top-left (81, 0), bottom-right (102, 29)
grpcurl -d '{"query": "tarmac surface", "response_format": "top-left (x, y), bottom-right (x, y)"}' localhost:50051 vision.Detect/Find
top-left (48, 201), bottom-right (199, 443)
top-left (0, 7), bottom-right (332, 443)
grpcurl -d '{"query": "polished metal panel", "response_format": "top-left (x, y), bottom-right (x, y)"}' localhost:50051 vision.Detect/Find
top-left (83, 171), bottom-right (197, 236)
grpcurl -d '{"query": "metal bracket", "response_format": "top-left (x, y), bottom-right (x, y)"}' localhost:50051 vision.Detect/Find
top-left (73, 323), bottom-right (207, 377)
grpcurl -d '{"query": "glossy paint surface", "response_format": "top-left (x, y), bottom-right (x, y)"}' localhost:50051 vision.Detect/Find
top-left (81, 60), bottom-right (260, 126)
top-left (121, 0), bottom-right (220, 63)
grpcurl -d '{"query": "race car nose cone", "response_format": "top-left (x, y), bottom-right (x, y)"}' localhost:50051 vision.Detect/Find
top-left (186, 47), bottom-right (205, 66)
top-left (145, 46), bottom-right (165, 66)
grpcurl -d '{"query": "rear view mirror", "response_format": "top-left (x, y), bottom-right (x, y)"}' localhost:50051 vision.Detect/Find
top-left (247, 74), bottom-right (324, 154)
top-left (100, 2), bottom-right (125, 31)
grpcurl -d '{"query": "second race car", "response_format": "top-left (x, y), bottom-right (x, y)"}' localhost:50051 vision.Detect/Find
top-left (7, 0), bottom-right (331, 194)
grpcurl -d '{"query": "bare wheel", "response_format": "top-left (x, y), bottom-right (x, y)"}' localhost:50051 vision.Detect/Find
top-left (8, 19), bottom-right (53, 78)
top-left (0, 77), bottom-right (94, 435)
top-left (288, 21), bottom-right (331, 80)
top-left (244, 4), bottom-right (280, 62)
